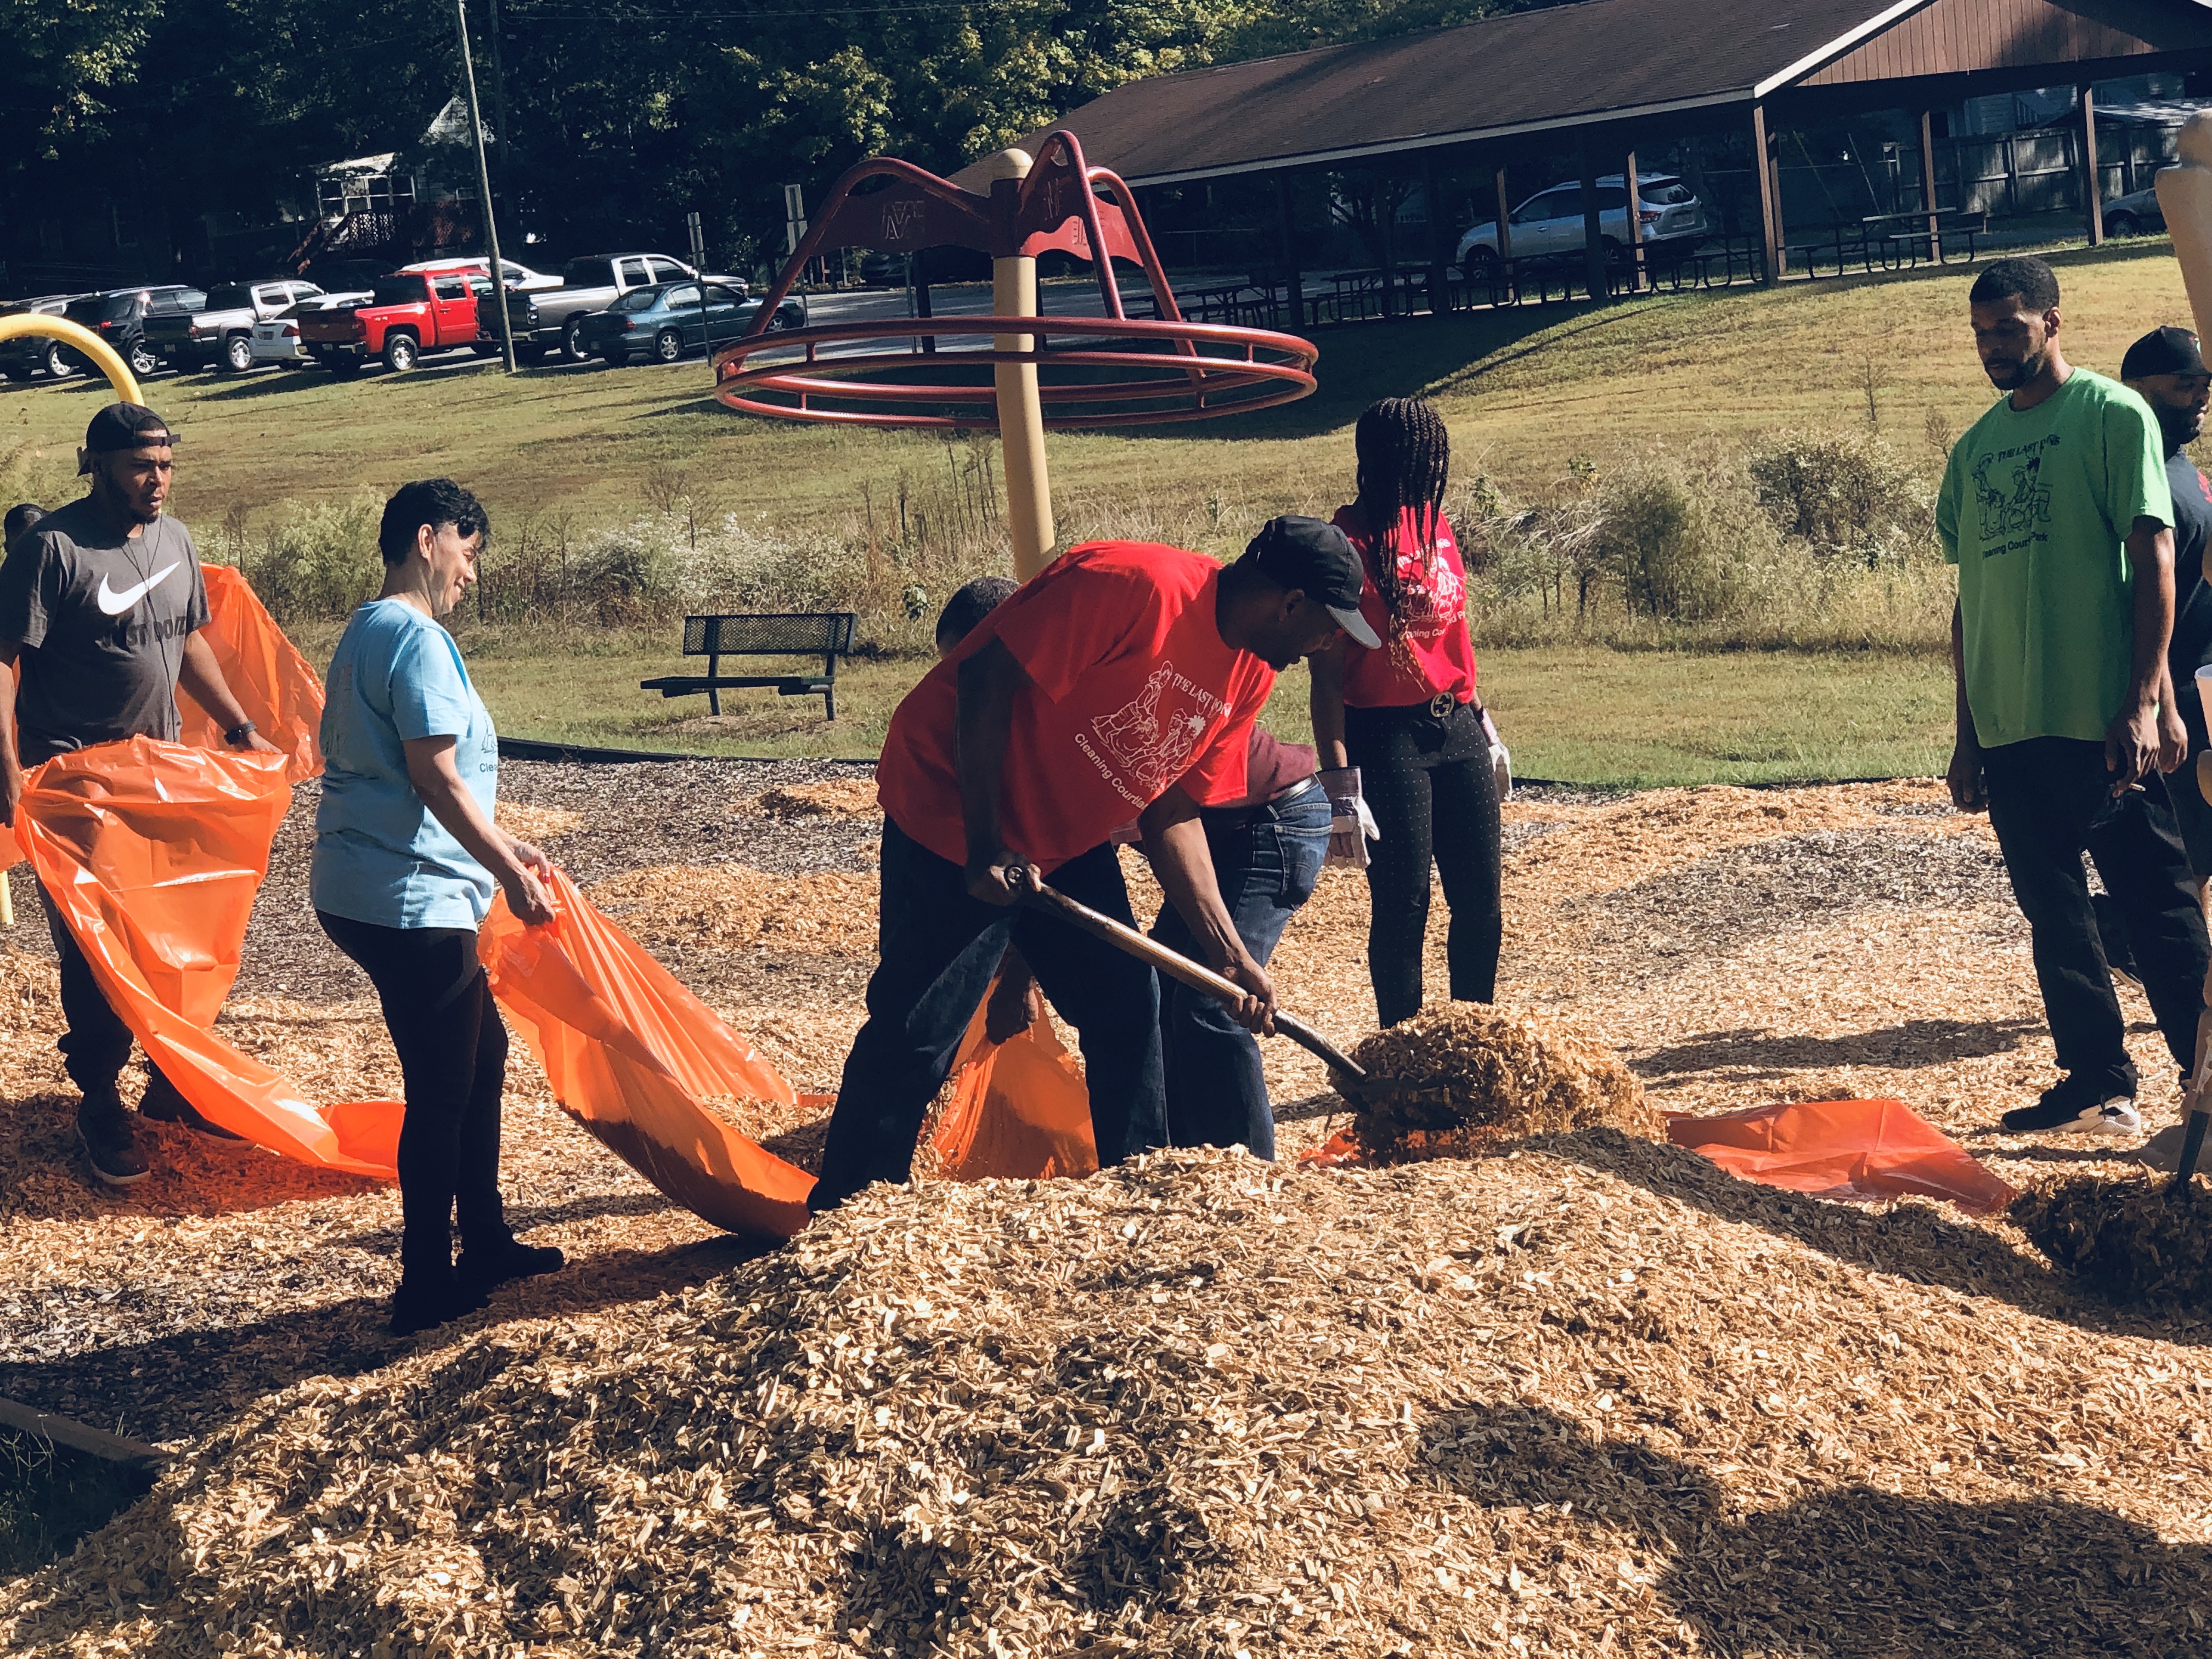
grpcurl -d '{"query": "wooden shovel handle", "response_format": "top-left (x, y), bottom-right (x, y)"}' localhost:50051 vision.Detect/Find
top-left (1009, 871), bottom-right (1367, 1080)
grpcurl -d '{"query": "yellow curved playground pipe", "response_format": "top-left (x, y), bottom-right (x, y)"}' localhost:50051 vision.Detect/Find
top-left (0, 313), bottom-right (144, 404)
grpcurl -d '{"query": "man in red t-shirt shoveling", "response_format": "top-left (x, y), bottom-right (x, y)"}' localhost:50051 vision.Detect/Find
top-left (814, 517), bottom-right (1377, 1211)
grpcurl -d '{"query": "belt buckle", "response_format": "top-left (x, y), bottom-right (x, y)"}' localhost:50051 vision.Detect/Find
top-left (1427, 692), bottom-right (1455, 721)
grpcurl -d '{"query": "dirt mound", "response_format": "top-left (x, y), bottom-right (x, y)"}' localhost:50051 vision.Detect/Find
top-left (1337, 1003), bottom-right (1660, 1155)
top-left (754, 778), bottom-right (881, 821)
top-left (587, 865), bottom-right (877, 955)
top-left (14, 1138), bottom-right (2203, 1659)
top-left (2011, 1169), bottom-right (2212, 1302)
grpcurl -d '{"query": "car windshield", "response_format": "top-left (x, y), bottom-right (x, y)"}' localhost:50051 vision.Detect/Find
top-left (610, 288), bottom-right (661, 313)
top-left (206, 285), bottom-right (253, 311)
top-left (370, 278), bottom-right (423, 306)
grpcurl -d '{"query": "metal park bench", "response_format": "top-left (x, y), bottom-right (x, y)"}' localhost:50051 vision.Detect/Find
top-left (639, 611), bottom-right (860, 720)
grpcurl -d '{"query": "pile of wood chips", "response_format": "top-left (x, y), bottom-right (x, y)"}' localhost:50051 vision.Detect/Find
top-left (10, 1139), bottom-right (2211, 1659)
top-left (1335, 1004), bottom-right (1662, 1156)
top-left (754, 779), bottom-right (880, 820)
top-left (2011, 1170), bottom-right (2212, 1303)
top-left (586, 865), bottom-right (877, 955)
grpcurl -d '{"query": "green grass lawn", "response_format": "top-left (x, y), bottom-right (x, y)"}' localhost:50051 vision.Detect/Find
top-left (6, 242), bottom-right (2153, 783)
top-left (466, 629), bottom-right (1954, 785)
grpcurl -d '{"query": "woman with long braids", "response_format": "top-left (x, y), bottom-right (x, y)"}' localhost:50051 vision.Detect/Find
top-left (1310, 396), bottom-right (1503, 1026)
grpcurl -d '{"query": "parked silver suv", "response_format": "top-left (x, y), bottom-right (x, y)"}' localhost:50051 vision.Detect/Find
top-left (1455, 173), bottom-right (1708, 279)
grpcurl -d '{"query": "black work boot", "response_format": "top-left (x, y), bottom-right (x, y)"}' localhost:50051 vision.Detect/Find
top-left (458, 1233), bottom-right (567, 1292)
top-left (77, 1087), bottom-right (151, 1187)
top-left (390, 1271), bottom-right (491, 1337)
top-left (136, 1069), bottom-right (245, 1140)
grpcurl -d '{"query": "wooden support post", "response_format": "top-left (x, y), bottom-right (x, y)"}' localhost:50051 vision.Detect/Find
top-left (1494, 165), bottom-right (1514, 297)
top-left (2081, 84), bottom-right (2104, 246)
top-left (1918, 109), bottom-right (1943, 262)
top-left (1578, 136), bottom-right (1608, 301)
top-left (1423, 151), bottom-right (1451, 315)
top-left (1377, 170), bottom-right (1397, 318)
top-left (982, 148), bottom-right (1053, 580)
top-left (1277, 173), bottom-right (1304, 328)
top-left (1623, 148), bottom-right (1647, 291)
top-left (1752, 102), bottom-right (1781, 286)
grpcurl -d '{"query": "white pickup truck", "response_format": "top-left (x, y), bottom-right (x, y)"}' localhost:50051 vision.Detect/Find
top-left (494, 252), bottom-right (697, 363)
top-left (146, 278), bottom-right (325, 374)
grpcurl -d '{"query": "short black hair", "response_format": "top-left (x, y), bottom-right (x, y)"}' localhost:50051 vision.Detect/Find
top-left (1970, 256), bottom-right (2060, 313)
top-left (377, 478), bottom-right (489, 566)
top-left (3, 503), bottom-right (43, 544)
top-left (934, 575), bottom-right (1019, 648)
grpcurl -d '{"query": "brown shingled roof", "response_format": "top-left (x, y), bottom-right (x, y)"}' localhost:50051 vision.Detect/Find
top-left (951, 0), bottom-right (2164, 187)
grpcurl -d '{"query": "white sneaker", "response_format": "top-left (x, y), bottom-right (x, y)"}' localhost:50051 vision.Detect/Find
top-left (2096, 1098), bottom-right (2144, 1137)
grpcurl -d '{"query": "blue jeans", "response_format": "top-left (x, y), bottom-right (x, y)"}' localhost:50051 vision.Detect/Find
top-left (1149, 780), bottom-right (1330, 1159)
top-left (812, 818), bottom-right (1164, 1210)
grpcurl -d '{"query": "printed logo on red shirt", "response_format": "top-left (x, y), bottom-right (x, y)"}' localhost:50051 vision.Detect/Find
top-left (1390, 538), bottom-right (1465, 642)
top-left (1078, 660), bottom-right (1231, 804)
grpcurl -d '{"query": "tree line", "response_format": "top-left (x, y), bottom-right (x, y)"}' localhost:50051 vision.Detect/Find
top-left (3, 0), bottom-right (1552, 277)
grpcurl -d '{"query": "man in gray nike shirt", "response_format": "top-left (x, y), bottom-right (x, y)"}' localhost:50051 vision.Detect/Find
top-left (0, 403), bottom-right (276, 1187)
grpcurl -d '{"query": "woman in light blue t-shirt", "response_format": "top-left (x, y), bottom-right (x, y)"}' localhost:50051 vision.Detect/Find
top-left (311, 478), bottom-right (563, 1336)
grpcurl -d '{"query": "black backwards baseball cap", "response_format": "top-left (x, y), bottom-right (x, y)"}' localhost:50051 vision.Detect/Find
top-left (1245, 515), bottom-right (1382, 648)
top-left (78, 403), bottom-right (178, 474)
top-left (2122, 325), bottom-right (2209, 380)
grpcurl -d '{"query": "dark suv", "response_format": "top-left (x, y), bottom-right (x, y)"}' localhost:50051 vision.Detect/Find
top-left (0, 294), bottom-right (90, 380)
top-left (58, 286), bottom-right (206, 377)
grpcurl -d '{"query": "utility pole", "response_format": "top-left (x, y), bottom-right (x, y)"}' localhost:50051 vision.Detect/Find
top-left (454, 0), bottom-right (517, 373)
top-left (485, 0), bottom-right (512, 194)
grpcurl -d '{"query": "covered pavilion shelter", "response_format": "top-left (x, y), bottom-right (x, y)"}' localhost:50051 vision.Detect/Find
top-left (966, 0), bottom-right (2212, 310)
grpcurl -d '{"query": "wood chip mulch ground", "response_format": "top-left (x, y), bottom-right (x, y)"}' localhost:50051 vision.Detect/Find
top-left (4, 768), bottom-right (2210, 1657)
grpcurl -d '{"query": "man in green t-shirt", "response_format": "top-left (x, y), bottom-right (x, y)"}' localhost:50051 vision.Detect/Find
top-left (1937, 257), bottom-right (2210, 1139)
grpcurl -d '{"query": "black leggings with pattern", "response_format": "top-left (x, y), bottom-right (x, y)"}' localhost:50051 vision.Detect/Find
top-left (1346, 699), bottom-right (1503, 1026)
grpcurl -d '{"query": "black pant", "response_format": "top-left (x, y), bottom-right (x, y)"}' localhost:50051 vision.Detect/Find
top-left (318, 912), bottom-right (511, 1282)
top-left (36, 881), bottom-right (171, 1099)
top-left (1346, 699), bottom-right (1504, 1027)
top-left (813, 820), bottom-right (1164, 1211)
top-left (1981, 737), bottom-right (2210, 1088)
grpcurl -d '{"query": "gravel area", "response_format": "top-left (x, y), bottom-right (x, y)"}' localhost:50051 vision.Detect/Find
top-left (1566, 827), bottom-right (2024, 980)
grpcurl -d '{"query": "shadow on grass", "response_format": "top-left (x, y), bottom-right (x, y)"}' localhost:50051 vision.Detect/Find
top-left (0, 1231), bottom-right (775, 1444)
top-left (1541, 1127), bottom-right (2212, 1347)
top-left (1417, 1397), bottom-right (2208, 1655)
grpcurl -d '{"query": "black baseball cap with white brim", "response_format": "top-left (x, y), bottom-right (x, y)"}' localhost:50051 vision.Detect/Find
top-left (1245, 514), bottom-right (1381, 648)
top-left (78, 403), bottom-right (178, 474)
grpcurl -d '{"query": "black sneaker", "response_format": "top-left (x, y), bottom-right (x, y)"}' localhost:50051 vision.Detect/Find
top-left (77, 1088), bottom-right (151, 1186)
top-left (136, 1070), bottom-right (245, 1141)
top-left (2001, 1074), bottom-right (2143, 1137)
top-left (390, 1272), bottom-right (492, 1337)
top-left (458, 1237), bottom-right (567, 1291)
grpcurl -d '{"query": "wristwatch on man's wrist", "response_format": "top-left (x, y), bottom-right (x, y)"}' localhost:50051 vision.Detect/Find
top-left (224, 720), bottom-right (258, 748)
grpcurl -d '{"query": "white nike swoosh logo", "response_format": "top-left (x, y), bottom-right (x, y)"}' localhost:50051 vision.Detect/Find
top-left (96, 561), bottom-right (183, 616)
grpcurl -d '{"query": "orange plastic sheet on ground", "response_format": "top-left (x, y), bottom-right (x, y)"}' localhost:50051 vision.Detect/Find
top-left (479, 870), bottom-right (818, 1238)
top-left (177, 564), bottom-right (327, 783)
top-left (929, 984), bottom-right (1098, 1181)
top-left (1666, 1098), bottom-right (2018, 1214)
top-left (14, 737), bottom-right (404, 1175)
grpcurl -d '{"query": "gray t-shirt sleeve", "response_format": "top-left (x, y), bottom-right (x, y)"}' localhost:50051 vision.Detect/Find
top-left (0, 532), bottom-right (63, 650)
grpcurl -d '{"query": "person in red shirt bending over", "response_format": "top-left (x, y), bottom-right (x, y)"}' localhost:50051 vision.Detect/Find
top-left (814, 518), bottom-right (1376, 1211)
top-left (1311, 396), bottom-right (1504, 1026)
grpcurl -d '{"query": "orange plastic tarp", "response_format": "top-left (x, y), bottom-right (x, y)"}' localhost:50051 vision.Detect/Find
top-left (929, 985), bottom-right (1098, 1181)
top-left (1666, 1098), bottom-right (2018, 1214)
top-left (479, 869), bottom-right (817, 1238)
top-left (14, 737), bottom-right (404, 1175)
top-left (177, 564), bottom-right (326, 783)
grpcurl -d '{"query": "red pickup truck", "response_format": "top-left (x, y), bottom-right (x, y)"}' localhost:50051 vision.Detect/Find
top-left (301, 272), bottom-right (484, 375)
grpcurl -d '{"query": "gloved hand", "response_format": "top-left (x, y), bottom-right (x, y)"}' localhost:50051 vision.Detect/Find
top-left (1318, 766), bottom-right (1379, 868)
top-left (1480, 708), bottom-right (1512, 800)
